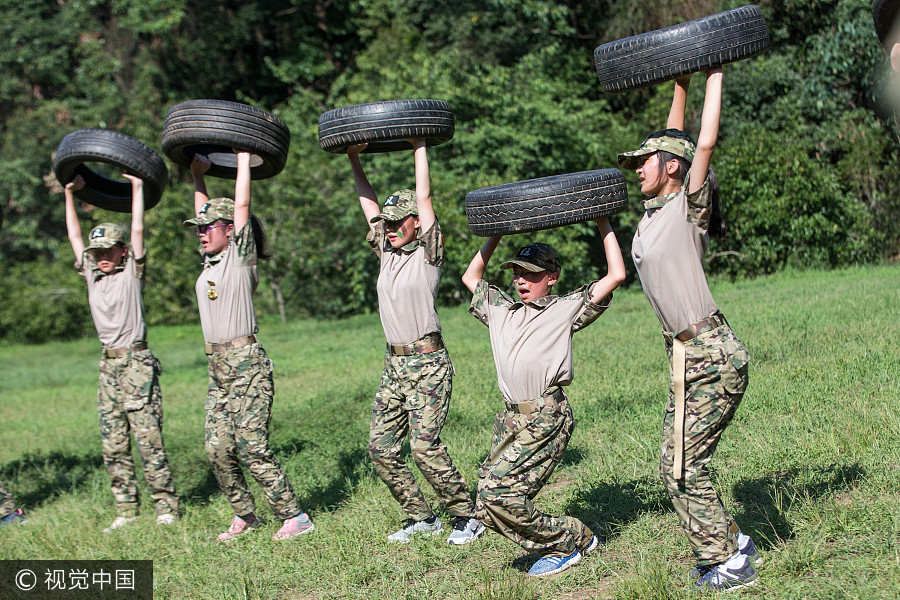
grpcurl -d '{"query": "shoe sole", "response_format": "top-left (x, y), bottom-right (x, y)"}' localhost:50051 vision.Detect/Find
top-left (272, 523), bottom-right (315, 540)
top-left (217, 524), bottom-right (260, 542)
top-left (388, 528), bottom-right (443, 543)
top-left (529, 553), bottom-right (582, 577)
top-left (583, 536), bottom-right (599, 555)
top-left (447, 524), bottom-right (486, 545)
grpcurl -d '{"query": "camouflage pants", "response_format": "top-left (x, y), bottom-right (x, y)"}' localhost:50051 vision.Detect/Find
top-left (205, 343), bottom-right (301, 520)
top-left (369, 348), bottom-right (474, 522)
top-left (476, 397), bottom-right (594, 557)
top-left (661, 324), bottom-right (750, 565)
top-left (0, 478), bottom-right (16, 517)
top-left (98, 349), bottom-right (178, 518)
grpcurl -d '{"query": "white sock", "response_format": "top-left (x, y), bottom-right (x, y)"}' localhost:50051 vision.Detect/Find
top-left (737, 530), bottom-right (751, 549)
top-left (722, 549), bottom-right (746, 570)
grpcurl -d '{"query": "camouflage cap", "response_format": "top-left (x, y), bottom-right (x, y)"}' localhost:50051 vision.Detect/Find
top-left (85, 222), bottom-right (127, 251)
top-left (183, 197), bottom-right (235, 226)
top-left (617, 135), bottom-right (696, 170)
top-left (369, 189), bottom-right (418, 223)
top-left (499, 242), bottom-right (562, 273)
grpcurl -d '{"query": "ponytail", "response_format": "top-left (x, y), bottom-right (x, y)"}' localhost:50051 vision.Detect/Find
top-left (707, 168), bottom-right (726, 240)
top-left (249, 215), bottom-right (271, 260)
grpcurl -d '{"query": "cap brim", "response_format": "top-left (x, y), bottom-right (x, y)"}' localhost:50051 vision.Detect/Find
top-left (85, 241), bottom-right (118, 251)
top-left (617, 148), bottom-right (654, 170)
top-left (498, 259), bottom-right (545, 272)
top-left (183, 216), bottom-right (214, 226)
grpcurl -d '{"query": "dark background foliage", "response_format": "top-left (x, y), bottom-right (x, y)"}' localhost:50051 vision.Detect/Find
top-left (0, 0), bottom-right (896, 343)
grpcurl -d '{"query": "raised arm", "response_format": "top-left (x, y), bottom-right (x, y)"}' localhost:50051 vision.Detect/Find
top-left (64, 175), bottom-right (86, 261)
top-left (409, 139), bottom-right (435, 232)
top-left (190, 154), bottom-right (211, 214)
top-left (233, 150), bottom-right (250, 234)
top-left (347, 143), bottom-right (380, 232)
top-left (667, 75), bottom-right (693, 131)
top-left (688, 67), bottom-right (723, 194)
top-left (462, 235), bottom-right (503, 294)
top-left (588, 217), bottom-right (626, 304)
top-left (123, 174), bottom-right (145, 260)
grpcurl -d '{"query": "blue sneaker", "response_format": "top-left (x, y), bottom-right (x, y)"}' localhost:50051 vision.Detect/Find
top-left (582, 535), bottom-right (599, 555)
top-left (0, 508), bottom-right (26, 526)
top-left (527, 549), bottom-right (582, 576)
top-left (694, 559), bottom-right (758, 592)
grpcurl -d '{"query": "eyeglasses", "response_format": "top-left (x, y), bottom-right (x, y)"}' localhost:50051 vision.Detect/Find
top-left (194, 223), bottom-right (230, 236)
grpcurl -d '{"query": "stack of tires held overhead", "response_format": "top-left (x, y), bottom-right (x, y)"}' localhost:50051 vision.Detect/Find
top-left (51, 5), bottom-right (772, 234)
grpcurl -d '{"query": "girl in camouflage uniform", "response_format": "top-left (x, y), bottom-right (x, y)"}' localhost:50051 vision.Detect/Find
top-left (617, 68), bottom-right (761, 592)
top-left (64, 173), bottom-right (179, 533)
top-left (187, 152), bottom-right (313, 542)
top-left (347, 139), bottom-right (483, 545)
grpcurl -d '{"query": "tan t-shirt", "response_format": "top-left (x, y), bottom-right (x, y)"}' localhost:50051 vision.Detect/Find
top-left (469, 280), bottom-right (611, 403)
top-left (368, 220), bottom-right (444, 345)
top-left (195, 222), bottom-right (258, 344)
top-left (631, 175), bottom-right (719, 334)
top-left (77, 249), bottom-right (147, 348)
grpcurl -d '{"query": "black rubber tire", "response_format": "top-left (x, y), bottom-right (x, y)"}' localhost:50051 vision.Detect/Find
top-left (593, 5), bottom-right (770, 93)
top-left (161, 99), bottom-right (290, 179)
top-left (465, 169), bottom-right (628, 236)
top-left (874, 0), bottom-right (900, 49)
top-left (318, 99), bottom-right (454, 154)
top-left (52, 129), bottom-right (168, 212)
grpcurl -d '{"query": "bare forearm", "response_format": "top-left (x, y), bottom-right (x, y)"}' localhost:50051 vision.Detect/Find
top-left (462, 236), bottom-right (502, 293)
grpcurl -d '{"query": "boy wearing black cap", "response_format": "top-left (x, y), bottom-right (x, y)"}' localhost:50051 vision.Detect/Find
top-left (461, 218), bottom-right (625, 576)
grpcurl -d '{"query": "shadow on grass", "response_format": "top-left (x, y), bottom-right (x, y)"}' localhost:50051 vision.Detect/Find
top-left (731, 462), bottom-right (866, 549)
top-left (1, 451), bottom-right (103, 508)
top-left (566, 475), bottom-right (673, 541)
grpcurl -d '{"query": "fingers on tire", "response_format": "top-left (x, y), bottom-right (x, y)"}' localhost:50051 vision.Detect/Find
top-left (318, 99), bottom-right (454, 154)
top-left (594, 5), bottom-right (770, 93)
top-left (465, 169), bottom-right (628, 236)
top-left (161, 99), bottom-right (290, 180)
top-left (52, 129), bottom-right (168, 213)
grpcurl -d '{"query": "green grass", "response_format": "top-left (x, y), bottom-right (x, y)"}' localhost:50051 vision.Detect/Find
top-left (1, 264), bottom-right (899, 599)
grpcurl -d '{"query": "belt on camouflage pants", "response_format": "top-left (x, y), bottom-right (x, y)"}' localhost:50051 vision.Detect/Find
top-left (103, 341), bottom-right (148, 358)
top-left (504, 386), bottom-right (567, 415)
top-left (387, 332), bottom-right (445, 356)
top-left (205, 334), bottom-right (258, 355)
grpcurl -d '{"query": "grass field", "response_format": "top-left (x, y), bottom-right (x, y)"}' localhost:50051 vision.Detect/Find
top-left (1, 264), bottom-right (899, 599)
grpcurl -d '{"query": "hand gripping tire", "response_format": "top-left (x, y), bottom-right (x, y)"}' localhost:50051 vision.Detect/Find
top-left (161, 99), bottom-right (290, 179)
top-left (873, 0), bottom-right (900, 50)
top-left (318, 99), bottom-right (454, 154)
top-left (465, 169), bottom-right (627, 236)
top-left (52, 129), bottom-right (168, 212)
top-left (593, 5), bottom-right (770, 93)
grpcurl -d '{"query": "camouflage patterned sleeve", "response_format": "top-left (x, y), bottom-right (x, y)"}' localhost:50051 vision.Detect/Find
top-left (76, 251), bottom-right (88, 278)
top-left (468, 279), bottom-right (513, 327)
top-left (131, 250), bottom-right (146, 280)
top-left (684, 173), bottom-right (712, 231)
top-left (420, 219), bottom-right (445, 267)
top-left (571, 283), bottom-right (613, 333)
top-left (366, 221), bottom-right (385, 258)
top-left (233, 220), bottom-right (257, 267)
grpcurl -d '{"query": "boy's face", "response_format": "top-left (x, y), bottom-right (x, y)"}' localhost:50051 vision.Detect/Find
top-left (90, 244), bottom-right (127, 273)
top-left (512, 267), bottom-right (559, 302)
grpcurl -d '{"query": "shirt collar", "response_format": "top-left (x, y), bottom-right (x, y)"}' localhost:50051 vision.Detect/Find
top-left (642, 189), bottom-right (680, 211)
top-left (509, 293), bottom-right (558, 310)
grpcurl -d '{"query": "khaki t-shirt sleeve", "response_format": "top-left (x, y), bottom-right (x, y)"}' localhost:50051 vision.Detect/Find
top-left (571, 283), bottom-right (613, 333)
top-left (233, 221), bottom-right (257, 267)
top-left (469, 280), bottom-right (514, 328)
top-left (684, 173), bottom-right (712, 231)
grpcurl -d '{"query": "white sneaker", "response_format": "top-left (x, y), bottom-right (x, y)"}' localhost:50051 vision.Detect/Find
top-left (103, 516), bottom-right (138, 534)
top-left (447, 517), bottom-right (485, 545)
top-left (387, 516), bottom-right (442, 543)
top-left (156, 513), bottom-right (177, 526)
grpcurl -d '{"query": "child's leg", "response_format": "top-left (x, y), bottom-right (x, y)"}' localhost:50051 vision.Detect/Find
top-left (99, 356), bottom-right (139, 517)
top-left (370, 355), bottom-right (432, 522)
top-left (229, 345), bottom-right (301, 521)
top-left (407, 350), bottom-right (475, 519)
top-left (477, 401), bottom-right (593, 557)
top-left (0, 478), bottom-right (17, 517)
top-left (661, 328), bottom-right (748, 565)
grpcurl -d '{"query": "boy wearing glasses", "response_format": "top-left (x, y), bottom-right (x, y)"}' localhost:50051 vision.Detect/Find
top-left (64, 173), bottom-right (179, 533)
top-left (347, 140), bottom-right (483, 545)
top-left (461, 219), bottom-right (625, 576)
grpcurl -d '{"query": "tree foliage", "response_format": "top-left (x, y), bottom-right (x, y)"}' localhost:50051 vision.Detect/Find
top-left (0, 0), bottom-right (896, 342)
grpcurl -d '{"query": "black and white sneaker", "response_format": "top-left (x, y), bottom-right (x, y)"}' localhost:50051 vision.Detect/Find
top-left (446, 517), bottom-right (485, 545)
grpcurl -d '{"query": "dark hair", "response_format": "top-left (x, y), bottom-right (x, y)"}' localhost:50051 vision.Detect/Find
top-left (216, 216), bottom-right (272, 260)
top-left (646, 128), bottom-right (726, 240)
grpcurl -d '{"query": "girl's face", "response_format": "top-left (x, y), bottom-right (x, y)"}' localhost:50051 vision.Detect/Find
top-left (91, 244), bottom-right (127, 273)
top-left (384, 215), bottom-right (420, 249)
top-left (197, 220), bottom-right (233, 255)
top-left (512, 267), bottom-right (558, 302)
top-left (635, 152), bottom-right (667, 196)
